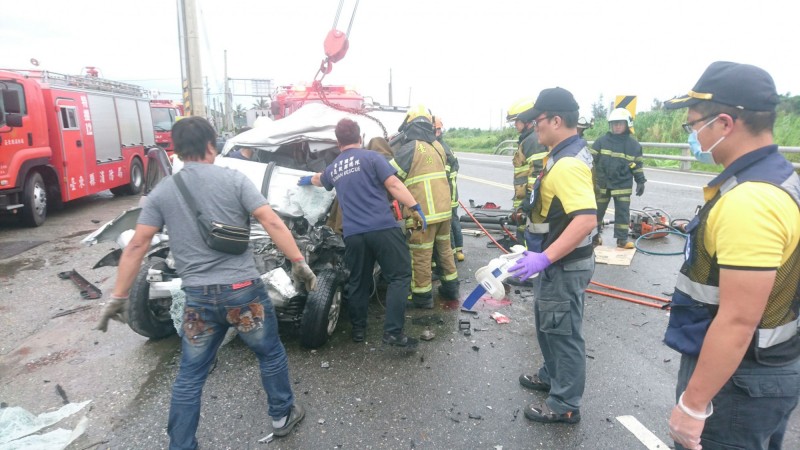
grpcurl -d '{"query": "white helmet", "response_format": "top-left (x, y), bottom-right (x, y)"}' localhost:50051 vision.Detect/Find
top-left (608, 108), bottom-right (632, 128)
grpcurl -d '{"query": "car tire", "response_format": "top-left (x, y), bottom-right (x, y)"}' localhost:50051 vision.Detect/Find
top-left (111, 158), bottom-right (144, 196)
top-left (21, 172), bottom-right (47, 227)
top-left (300, 269), bottom-right (343, 348)
top-left (127, 257), bottom-right (177, 339)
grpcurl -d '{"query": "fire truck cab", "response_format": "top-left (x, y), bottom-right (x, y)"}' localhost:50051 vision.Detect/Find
top-left (0, 70), bottom-right (154, 226)
top-left (150, 99), bottom-right (183, 154)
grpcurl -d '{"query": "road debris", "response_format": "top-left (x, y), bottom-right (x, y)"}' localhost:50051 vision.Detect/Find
top-left (257, 433), bottom-right (274, 444)
top-left (420, 329), bottom-right (435, 341)
top-left (490, 312), bottom-right (510, 324)
top-left (51, 305), bottom-right (92, 319)
top-left (57, 270), bottom-right (102, 299)
top-left (321, 361), bottom-right (330, 369)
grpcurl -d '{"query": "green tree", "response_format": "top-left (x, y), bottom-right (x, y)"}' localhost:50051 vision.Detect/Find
top-left (252, 97), bottom-right (269, 109)
top-left (591, 95), bottom-right (608, 121)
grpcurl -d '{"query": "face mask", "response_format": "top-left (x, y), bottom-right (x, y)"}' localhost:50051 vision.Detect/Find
top-left (687, 116), bottom-right (724, 165)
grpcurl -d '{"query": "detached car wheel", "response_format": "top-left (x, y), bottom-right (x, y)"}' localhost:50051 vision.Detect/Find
top-left (300, 269), bottom-right (343, 348)
top-left (127, 257), bottom-right (177, 339)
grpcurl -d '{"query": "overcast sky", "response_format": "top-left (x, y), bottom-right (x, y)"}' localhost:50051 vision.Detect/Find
top-left (3, 0), bottom-right (798, 129)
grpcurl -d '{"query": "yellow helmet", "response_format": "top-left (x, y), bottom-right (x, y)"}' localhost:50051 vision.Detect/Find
top-left (506, 97), bottom-right (536, 122)
top-left (399, 104), bottom-right (432, 131)
top-left (406, 104), bottom-right (432, 123)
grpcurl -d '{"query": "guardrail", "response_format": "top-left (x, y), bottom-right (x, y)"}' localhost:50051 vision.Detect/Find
top-left (493, 139), bottom-right (800, 170)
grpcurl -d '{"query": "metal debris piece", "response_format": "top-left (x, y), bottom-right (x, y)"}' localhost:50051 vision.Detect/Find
top-left (420, 329), bottom-right (435, 341)
top-left (468, 413), bottom-right (482, 420)
top-left (318, 418), bottom-right (325, 424)
top-left (257, 433), bottom-right (274, 444)
top-left (321, 361), bottom-right (330, 368)
top-left (51, 305), bottom-right (93, 318)
top-left (460, 308), bottom-right (478, 315)
top-left (458, 319), bottom-right (471, 330)
top-left (57, 270), bottom-right (102, 299)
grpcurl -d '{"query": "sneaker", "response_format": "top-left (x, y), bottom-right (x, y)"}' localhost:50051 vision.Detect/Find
top-left (456, 251), bottom-right (465, 262)
top-left (617, 239), bottom-right (634, 249)
top-left (273, 403), bottom-right (306, 437)
top-left (382, 332), bottom-right (419, 349)
top-left (524, 403), bottom-right (580, 424)
top-left (351, 328), bottom-right (365, 343)
top-left (519, 374), bottom-right (551, 392)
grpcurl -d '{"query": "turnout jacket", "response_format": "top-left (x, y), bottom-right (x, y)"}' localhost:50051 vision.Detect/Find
top-left (512, 128), bottom-right (548, 208)
top-left (591, 132), bottom-right (646, 190)
top-left (664, 145), bottom-right (800, 366)
top-left (438, 137), bottom-right (459, 209)
top-left (390, 120), bottom-right (452, 225)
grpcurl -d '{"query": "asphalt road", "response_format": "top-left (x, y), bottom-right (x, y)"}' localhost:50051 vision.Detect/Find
top-left (0, 153), bottom-right (797, 449)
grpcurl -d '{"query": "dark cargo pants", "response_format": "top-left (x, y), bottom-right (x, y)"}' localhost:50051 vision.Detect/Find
top-left (533, 256), bottom-right (595, 414)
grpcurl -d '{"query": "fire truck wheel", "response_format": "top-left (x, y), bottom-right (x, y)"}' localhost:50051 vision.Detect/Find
top-left (111, 158), bottom-right (144, 196)
top-left (300, 269), bottom-right (343, 348)
top-left (21, 172), bottom-right (47, 227)
top-left (127, 257), bottom-right (177, 339)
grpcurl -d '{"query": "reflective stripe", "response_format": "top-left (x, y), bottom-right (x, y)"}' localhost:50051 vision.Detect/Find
top-left (442, 272), bottom-right (459, 281)
top-left (390, 160), bottom-right (407, 179)
top-left (527, 222), bottom-right (550, 233)
top-left (408, 241), bottom-right (435, 250)
top-left (675, 272), bottom-right (720, 305)
top-left (758, 319), bottom-right (800, 348)
top-left (427, 211), bottom-right (451, 222)
top-left (514, 166), bottom-right (529, 175)
top-left (412, 285), bottom-right (432, 293)
top-left (599, 149), bottom-right (637, 161)
top-left (527, 152), bottom-right (547, 162)
top-left (405, 172), bottom-right (448, 186)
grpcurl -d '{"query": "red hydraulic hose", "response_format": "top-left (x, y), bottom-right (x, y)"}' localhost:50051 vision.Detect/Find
top-left (459, 199), bottom-right (510, 253)
top-left (586, 288), bottom-right (666, 309)
top-left (589, 280), bottom-right (670, 303)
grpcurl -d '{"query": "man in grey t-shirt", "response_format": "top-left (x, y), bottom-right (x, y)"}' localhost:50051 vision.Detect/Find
top-left (96, 117), bottom-right (317, 447)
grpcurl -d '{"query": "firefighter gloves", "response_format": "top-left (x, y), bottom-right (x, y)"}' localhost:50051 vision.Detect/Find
top-left (410, 204), bottom-right (427, 231)
top-left (636, 182), bottom-right (646, 196)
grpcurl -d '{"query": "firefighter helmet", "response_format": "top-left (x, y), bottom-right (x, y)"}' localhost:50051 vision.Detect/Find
top-left (506, 97), bottom-right (536, 122)
top-left (608, 108), bottom-right (633, 128)
top-left (399, 104), bottom-right (432, 131)
top-left (577, 117), bottom-right (593, 129)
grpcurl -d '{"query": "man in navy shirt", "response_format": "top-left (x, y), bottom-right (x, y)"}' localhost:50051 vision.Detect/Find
top-left (299, 118), bottom-right (426, 349)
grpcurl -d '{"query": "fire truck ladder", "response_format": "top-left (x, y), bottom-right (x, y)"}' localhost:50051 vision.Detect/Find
top-left (37, 71), bottom-right (147, 98)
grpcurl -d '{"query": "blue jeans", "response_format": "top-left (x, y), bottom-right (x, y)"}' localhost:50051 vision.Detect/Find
top-left (533, 256), bottom-right (594, 414)
top-left (168, 279), bottom-right (294, 450)
top-left (675, 354), bottom-right (800, 450)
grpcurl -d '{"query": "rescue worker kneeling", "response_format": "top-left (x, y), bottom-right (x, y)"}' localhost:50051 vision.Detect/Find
top-left (390, 106), bottom-right (459, 308)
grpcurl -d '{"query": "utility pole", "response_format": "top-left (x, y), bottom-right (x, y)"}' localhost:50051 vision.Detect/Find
top-left (177, 0), bottom-right (205, 117)
top-left (224, 50), bottom-right (233, 133)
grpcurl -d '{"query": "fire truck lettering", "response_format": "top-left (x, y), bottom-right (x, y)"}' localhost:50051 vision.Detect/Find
top-left (89, 173), bottom-right (96, 186)
top-left (108, 170), bottom-right (114, 182)
top-left (79, 176), bottom-right (85, 188)
top-left (85, 122), bottom-right (93, 135)
top-left (117, 167), bottom-right (123, 177)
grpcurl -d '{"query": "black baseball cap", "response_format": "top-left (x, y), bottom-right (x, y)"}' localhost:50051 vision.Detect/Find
top-left (518, 87), bottom-right (579, 122)
top-left (664, 61), bottom-right (779, 111)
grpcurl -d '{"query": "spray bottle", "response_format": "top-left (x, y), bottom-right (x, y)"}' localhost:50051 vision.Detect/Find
top-left (462, 245), bottom-right (534, 309)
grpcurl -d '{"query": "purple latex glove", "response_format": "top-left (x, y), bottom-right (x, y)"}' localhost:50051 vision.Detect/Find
top-left (508, 251), bottom-right (552, 280)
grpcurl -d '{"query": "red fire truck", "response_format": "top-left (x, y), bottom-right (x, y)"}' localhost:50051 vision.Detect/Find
top-left (0, 69), bottom-right (154, 226)
top-left (150, 99), bottom-right (183, 153)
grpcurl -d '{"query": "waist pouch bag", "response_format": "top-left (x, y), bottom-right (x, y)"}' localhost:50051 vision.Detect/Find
top-left (663, 291), bottom-right (714, 356)
top-left (174, 172), bottom-right (250, 255)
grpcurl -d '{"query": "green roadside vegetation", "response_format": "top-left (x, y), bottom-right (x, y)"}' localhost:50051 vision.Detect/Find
top-left (443, 95), bottom-right (800, 173)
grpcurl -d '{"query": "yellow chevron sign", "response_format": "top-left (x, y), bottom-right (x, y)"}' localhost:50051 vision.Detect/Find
top-left (614, 95), bottom-right (637, 120)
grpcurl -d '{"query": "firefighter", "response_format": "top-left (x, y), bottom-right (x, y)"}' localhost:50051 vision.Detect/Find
top-left (663, 61), bottom-right (800, 450)
top-left (576, 117), bottom-right (593, 138)
top-left (390, 105), bottom-right (459, 309)
top-left (434, 116), bottom-right (465, 262)
top-left (507, 97), bottom-right (549, 243)
top-left (590, 108), bottom-right (646, 248)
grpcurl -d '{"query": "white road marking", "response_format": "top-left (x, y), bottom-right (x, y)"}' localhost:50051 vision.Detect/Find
top-left (616, 415), bottom-right (670, 449)
top-left (458, 174), bottom-right (514, 191)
